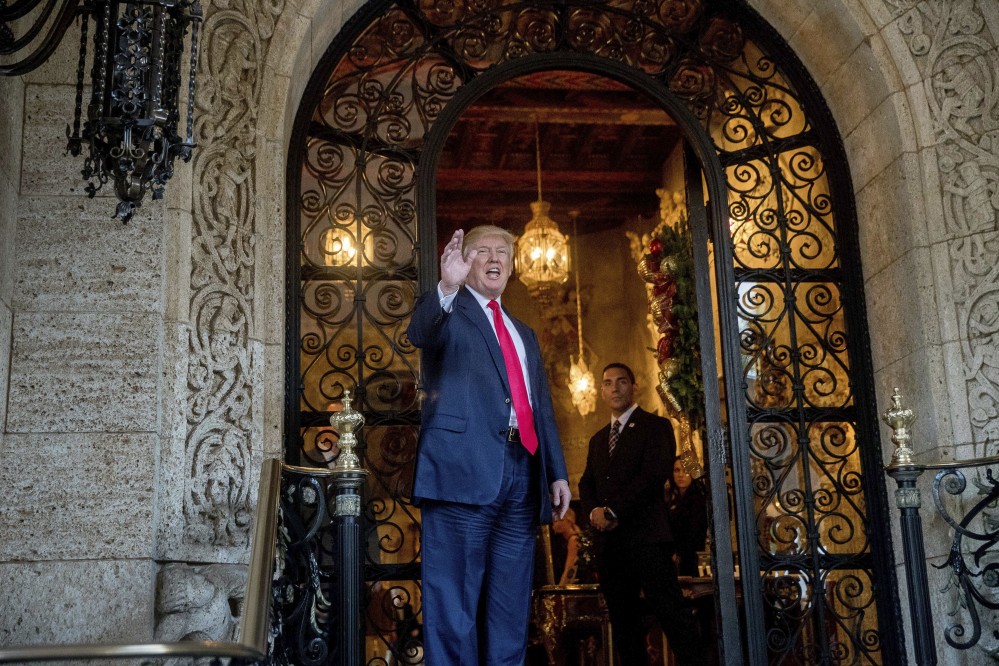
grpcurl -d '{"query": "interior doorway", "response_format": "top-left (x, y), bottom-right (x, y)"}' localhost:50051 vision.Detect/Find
top-left (433, 69), bottom-right (732, 666)
top-left (434, 69), bottom-right (686, 486)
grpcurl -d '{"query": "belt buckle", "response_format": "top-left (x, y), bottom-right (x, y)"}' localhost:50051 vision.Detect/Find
top-left (507, 427), bottom-right (520, 443)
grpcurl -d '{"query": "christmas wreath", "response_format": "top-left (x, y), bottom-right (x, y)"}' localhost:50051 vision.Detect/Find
top-left (638, 219), bottom-right (706, 464)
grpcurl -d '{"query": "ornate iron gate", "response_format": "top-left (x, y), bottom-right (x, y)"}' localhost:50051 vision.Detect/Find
top-left (285, 1), bottom-right (901, 663)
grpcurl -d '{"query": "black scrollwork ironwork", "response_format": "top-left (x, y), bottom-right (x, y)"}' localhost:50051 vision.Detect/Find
top-left (932, 467), bottom-right (999, 650)
top-left (271, 472), bottom-right (336, 666)
top-left (288, 1), bottom-right (893, 663)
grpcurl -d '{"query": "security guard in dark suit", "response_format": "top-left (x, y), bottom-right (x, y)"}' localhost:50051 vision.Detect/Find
top-left (579, 362), bottom-right (702, 665)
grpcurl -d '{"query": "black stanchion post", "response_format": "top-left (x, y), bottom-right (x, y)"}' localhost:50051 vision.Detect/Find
top-left (883, 388), bottom-right (936, 666)
top-left (329, 391), bottom-right (369, 666)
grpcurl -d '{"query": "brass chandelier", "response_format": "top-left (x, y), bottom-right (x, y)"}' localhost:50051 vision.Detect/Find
top-left (1, 0), bottom-right (202, 222)
top-left (515, 118), bottom-right (569, 306)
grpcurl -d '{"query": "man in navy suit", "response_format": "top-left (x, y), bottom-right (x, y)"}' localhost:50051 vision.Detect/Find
top-left (407, 225), bottom-right (571, 665)
top-left (579, 363), bottom-right (702, 665)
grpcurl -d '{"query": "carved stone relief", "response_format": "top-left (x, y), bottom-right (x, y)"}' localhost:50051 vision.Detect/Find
top-left (183, 0), bottom-right (284, 548)
top-left (890, 0), bottom-right (999, 453)
top-left (154, 562), bottom-right (248, 644)
top-left (888, 0), bottom-right (999, 654)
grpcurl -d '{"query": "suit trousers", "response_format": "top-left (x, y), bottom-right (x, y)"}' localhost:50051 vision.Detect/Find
top-left (421, 439), bottom-right (539, 665)
top-left (598, 541), bottom-right (702, 666)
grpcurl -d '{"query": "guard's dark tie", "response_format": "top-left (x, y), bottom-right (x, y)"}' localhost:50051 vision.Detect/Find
top-left (608, 419), bottom-right (621, 457)
top-left (487, 300), bottom-right (538, 455)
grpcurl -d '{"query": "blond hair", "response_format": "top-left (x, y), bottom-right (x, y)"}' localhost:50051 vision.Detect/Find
top-left (462, 225), bottom-right (515, 255)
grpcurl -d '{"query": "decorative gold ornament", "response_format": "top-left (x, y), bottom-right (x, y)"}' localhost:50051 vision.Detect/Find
top-left (882, 387), bottom-right (916, 468)
top-left (657, 370), bottom-right (682, 413)
top-left (660, 357), bottom-right (681, 379)
top-left (637, 256), bottom-right (659, 283)
top-left (329, 390), bottom-right (365, 472)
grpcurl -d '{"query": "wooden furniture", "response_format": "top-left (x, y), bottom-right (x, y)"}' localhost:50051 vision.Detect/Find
top-left (531, 577), bottom-right (721, 666)
top-left (533, 584), bottom-right (612, 666)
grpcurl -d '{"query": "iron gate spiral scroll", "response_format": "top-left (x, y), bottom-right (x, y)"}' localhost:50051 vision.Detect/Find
top-left (285, 1), bottom-right (901, 664)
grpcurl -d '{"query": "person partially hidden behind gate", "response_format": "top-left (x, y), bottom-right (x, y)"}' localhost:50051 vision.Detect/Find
top-left (407, 225), bottom-right (572, 665)
top-left (579, 362), bottom-right (703, 666)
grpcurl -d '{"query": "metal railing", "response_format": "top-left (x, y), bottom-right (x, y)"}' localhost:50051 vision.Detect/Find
top-left (883, 388), bottom-right (999, 666)
top-left (269, 390), bottom-right (369, 666)
top-left (0, 458), bottom-right (283, 665)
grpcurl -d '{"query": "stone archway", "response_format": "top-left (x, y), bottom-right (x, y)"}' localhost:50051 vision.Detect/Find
top-left (270, 1), bottom-right (938, 663)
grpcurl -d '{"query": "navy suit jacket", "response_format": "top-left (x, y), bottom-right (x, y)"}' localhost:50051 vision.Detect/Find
top-left (407, 286), bottom-right (568, 524)
top-left (579, 406), bottom-right (676, 547)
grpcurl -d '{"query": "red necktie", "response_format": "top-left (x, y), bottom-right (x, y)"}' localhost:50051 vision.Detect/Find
top-left (487, 300), bottom-right (538, 455)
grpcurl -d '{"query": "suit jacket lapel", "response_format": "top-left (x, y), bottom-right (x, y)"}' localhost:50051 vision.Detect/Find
top-left (620, 408), bottom-right (645, 442)
top-left (456, 288), bottom-right (511, 393)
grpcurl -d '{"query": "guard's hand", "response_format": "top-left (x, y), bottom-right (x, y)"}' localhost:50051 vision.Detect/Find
top-left (589, 506), bottom-right (618, 531)
top-left (551, 480), bottom-right (571, 521)
top-left (439, 229), bottom-right (473, 295)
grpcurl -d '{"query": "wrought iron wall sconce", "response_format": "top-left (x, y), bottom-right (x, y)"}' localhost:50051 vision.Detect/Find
top-left (1, 0), bottom-right (202, 222)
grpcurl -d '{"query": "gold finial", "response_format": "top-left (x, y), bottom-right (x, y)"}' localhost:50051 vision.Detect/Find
top-left (882, 387), bottom-right (915, 467)
top-left (330, 389), bottom-right (365, 472)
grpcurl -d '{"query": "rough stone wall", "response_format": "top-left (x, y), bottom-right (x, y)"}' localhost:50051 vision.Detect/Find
top-left (887, 0), bottom-right (999, 462)
top-left (0, 74), bottom-right (20, 471)
top-left (0, 0), bottom-right (296, 645)
top-left (0, 30), bottom-right (161, 644)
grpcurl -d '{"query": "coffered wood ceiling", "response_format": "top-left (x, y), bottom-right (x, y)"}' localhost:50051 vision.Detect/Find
top-left (434, 70), bottom-right (683, 244)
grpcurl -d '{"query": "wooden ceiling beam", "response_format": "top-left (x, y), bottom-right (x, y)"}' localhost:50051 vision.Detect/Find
top-left (613, 126), bottom-right (645, 169)
top-left (455, 123), bottom-right (474, 169)
top-left (495, 122), bottom-right (519, 169)
top-left (573, 124), bottom-right (601, 165)
top-left (436, 168), bottom-right (660, 190)
top-left (436, 202), bottom-right (653, 235)
top-left (459, 105), bottom-right (674, 126)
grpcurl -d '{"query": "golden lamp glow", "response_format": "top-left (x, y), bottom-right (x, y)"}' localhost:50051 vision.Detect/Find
top-left (516, 119), bottom-right (569, 301)
top-left (517, 200), bottom-right (570, 291)
top-left (322, 227), bottom-right (357, 267)
top-left (568, 355), bottom-right (596, 416)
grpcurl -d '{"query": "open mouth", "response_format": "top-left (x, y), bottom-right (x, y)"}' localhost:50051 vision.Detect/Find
top-left (486, 267), bottom-right (502, 278)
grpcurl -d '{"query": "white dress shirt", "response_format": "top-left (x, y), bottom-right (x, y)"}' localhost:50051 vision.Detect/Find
top-left (611, 402), bottom-right (639, 429)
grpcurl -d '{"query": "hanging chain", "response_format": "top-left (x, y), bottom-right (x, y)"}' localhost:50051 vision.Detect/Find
top-left (534, 115), bottom-right (543, 202)
top-left (571, 212), bottom-right (584, 360)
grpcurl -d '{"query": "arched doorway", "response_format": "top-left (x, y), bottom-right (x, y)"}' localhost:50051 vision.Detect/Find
top-left (284, 1), bottom-right (901, 663)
